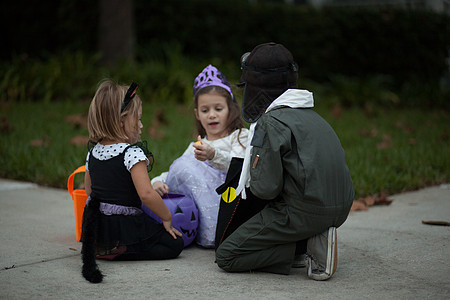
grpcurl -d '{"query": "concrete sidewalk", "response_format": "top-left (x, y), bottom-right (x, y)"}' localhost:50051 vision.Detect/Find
top-left (0, 178), bottom-right (449, 299)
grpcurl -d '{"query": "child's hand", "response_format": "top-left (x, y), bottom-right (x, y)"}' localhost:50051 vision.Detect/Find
top-left (193, 135), bottom-right (215, 161)
top-left (162, 220), bottom-right (182, 239)
top-left (152, 181), bottom-right (169, 196)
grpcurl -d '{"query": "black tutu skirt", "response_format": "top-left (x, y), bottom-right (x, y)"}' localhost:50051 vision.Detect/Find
top-left (89, 210), bottom-right (165, 248)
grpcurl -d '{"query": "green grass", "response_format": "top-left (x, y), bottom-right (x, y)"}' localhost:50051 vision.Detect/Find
top-left (0, 100), bottom-right (448, 199)
top-left (0, 100), bottom-right (195, 190)
top-left (320, 106), bottom-right (449, 197)
top-left (0, 52), bottom-right (448, 199)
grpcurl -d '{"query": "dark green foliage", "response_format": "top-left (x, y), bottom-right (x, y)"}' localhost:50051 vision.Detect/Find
top-left (3, 1), bottom-right (449, 98)
top-left (1, 0), bottom-right (98, 59)
top-left (0, 1), bottom-right (448, 110)
top-left (134, 1), bottom-right (450, 89)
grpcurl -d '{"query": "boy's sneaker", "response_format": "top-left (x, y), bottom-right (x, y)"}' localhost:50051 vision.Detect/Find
top-left (306, 227), bottom-right (337, 281)
top-left (292, 253), bottom-right (307, 268)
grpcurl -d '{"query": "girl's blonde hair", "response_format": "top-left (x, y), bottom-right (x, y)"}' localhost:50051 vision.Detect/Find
top-left (87, 79), bottom-right (142, 143)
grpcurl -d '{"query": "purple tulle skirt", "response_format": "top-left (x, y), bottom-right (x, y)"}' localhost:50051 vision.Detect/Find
top-left (165, 154), bottom-right (226, 247)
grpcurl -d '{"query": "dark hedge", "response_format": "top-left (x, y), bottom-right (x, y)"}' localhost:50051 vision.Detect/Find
top-left (3, 0), bottom-right (449, 88)
top-left (135, 0), bottom-right (449, 88)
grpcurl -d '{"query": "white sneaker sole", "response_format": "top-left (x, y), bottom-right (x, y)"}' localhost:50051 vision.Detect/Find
top-left (307, 227), bottom-right (337, 281)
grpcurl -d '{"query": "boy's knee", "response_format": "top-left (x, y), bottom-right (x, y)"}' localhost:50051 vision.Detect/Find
top-left (215, 246), bottom-right (234, 272)
top-left (216, 256), bottom-right (234, 272)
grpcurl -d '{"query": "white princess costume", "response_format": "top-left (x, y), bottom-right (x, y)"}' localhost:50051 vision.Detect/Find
top-left (152, 128), bottom-right (248, 247)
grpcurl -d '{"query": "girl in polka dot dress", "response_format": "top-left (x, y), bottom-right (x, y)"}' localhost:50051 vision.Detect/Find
top-left (81, 80), bottom-right (184, 283)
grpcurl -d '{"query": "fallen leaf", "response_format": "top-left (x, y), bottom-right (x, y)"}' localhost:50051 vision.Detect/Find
top-left (0, 117), bottom-right (14, 133)
top-left (438, 130), bottom-right (448, 142)
top-left (362, 195), bottom-right (376, 206)
top-left (351, 200), bottom-right (368, 211)
top-left (352, 192), bottom-right (392, 211)
top-left (148, 126), bottom-right (165, 140)
top-left (331, 104), bottom-right (342, 119)
top-left (30, 136), bottom-right (50, 147)
top-left (402, 125), bottom-right (413, 134)
top-left (70, 136), bottom-right (90, 146)
top-left (370, 128), bottom-right (378, 137)
top-left (408, 138), bottom-right (417, 145)
top-left (358, 129), bottom-right (369, 137)
top-left (66, 114), bottom-right (87, 129)
top-left (358, 128), bottom-right (378, 138)
top-left (377, 134), bottom-right (392, 149)
top-left (30, 140), bottom-right (44, 147)
top-left (153, 108), bottom-right (168, 126)
top-left (176, 105), bottom-right (189, 115)
top-left (374, 194), bottom-right (393, 206)
top-left (422, 220), bottom-right (450, 226)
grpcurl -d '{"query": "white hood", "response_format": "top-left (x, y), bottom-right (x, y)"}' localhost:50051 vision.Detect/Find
top-left (266, 89), bottom-right (314, 112)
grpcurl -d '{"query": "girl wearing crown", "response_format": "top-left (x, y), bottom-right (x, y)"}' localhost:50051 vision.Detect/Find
top-left (151, 65), bottom-right (248, 248)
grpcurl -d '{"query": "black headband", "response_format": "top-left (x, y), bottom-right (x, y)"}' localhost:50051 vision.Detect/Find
top-left (121, 82), bottom-right (139, 112)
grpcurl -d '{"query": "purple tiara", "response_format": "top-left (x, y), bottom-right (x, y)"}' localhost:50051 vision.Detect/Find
top-left (193, 65), bottom-right (233, 98)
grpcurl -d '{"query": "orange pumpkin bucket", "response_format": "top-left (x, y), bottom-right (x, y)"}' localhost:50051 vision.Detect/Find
top-left (67, 166), bottom-right (87, 242)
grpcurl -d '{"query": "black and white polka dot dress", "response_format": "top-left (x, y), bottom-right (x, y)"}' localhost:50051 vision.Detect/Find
top-left (85, 143), bottom-right (162, 248)
top-left (86, 143), bottom-right (149, 172)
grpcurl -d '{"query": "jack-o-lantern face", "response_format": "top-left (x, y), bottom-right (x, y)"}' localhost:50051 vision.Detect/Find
top-left (172, 201), bottom-right (199, 247)
top-left (142, 193), bottom-right (198, 247)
